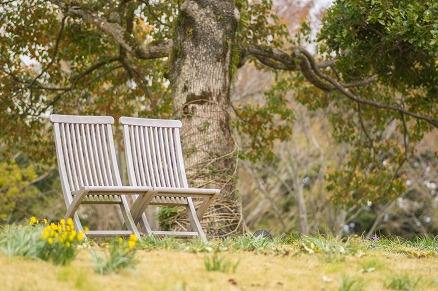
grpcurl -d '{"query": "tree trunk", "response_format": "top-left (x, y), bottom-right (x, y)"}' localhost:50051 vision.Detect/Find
top-left (169, 0), bottom-right (242, 236)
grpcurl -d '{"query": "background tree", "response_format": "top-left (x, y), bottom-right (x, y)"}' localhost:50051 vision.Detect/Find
top-left (1, 0), bottom-right (436, 236)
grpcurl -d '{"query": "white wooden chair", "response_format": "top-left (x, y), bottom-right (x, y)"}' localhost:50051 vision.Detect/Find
top-left (120, 116), bottom-right (219, 243)
top-left (50, 114), bottom-right (153, 239)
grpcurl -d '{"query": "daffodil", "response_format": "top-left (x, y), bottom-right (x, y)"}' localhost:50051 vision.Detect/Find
top-left (128, 240), bottom-right (136, 249)
top-left (77, 232), bottom-right (84, 242)
top-left (129, 234), bottom-right (138, 242)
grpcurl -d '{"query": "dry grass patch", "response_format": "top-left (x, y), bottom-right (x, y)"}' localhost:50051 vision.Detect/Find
top-left (1, 247), bottom-right (438, 291)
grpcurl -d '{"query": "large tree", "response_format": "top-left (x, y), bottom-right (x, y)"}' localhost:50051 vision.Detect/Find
top-left (1, 0), bottom-right (436, 235)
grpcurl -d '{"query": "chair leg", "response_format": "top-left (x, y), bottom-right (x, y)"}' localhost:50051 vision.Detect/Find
top-left (120, 199), bottom-right (141, 239)
top-left (73, 213), bottom-right (84, 233)
top-left (139, 213), bottom-right (153, 235)
top-left (186, 197), bottom-right (208, 244)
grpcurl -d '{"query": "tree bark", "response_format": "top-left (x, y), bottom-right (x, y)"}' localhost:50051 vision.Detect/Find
top-left (169, 0), bottom-right (242, 236)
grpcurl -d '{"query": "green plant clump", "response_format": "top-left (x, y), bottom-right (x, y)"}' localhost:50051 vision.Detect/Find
top-left (91, 235), bottom-right (138, 275)
top-left (0, 217), bottom-right (85, 265)
top-left (385, 275), bottom-right (421, 291)
top-left (204, 252), bottom-right (239, 274)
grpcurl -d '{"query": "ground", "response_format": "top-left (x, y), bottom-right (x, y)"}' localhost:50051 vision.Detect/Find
top-left (1, 244), bottom-right (437, 291)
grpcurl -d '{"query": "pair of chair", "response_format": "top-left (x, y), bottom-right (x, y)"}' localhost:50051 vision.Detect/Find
top-left (50, 114), bottom-right (219, 243)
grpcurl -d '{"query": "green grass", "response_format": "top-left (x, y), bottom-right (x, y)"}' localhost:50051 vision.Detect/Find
top-left (339, 275), bottom-right (365, 291)
top-left (204, 252), bottom-right (239, 273)
top-left (385, 274), bottom-right (421, 291)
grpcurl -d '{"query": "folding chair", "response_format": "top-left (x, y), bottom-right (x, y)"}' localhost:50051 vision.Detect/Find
top-left (50, 114), bottom-right (153, 239)
top-left (120, 116), bottom-right (219, 243)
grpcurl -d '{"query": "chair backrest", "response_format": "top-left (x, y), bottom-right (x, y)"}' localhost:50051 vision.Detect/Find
top-left (120, 117), bottom-right (189, 188)
top-left (50, 115), bottom-right (123, 204)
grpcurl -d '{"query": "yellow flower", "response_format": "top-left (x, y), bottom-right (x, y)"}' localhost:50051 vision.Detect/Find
top-left (69, 230), bottom-right (76, 242)
top-left (118, 237), bottom-right (123, 243)
top-left (128, 240), bottom-right (136, 249)
top-left (77, 232), bottom-right (84, 242)
top-left (48, 238), bottom-right (53, 245)
top-left (67, 218), bottom-right (74, 226)
top-left (129, 234), bottom-right (138, 242)
top-left (60, 219), bottom-right (65, 225)
top-left (84, 226), bottom-right (89, 233)
top-left (65, 242), bottom-right (71, 248)
top-left (29, 216), bottom-right (39, 225)
top-left (43, 219), bottom-right (48, 225)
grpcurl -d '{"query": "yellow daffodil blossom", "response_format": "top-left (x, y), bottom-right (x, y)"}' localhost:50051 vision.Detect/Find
top-left (29, 216), bottom-right (39, 225)
top-left (77, 232), bottom-right (84, 242)
top-left (129, 234), bottom-right (138, 242)
top-left (48, 238), bottom-right (54, 245)
top-left (128, 240), bottom-right (136, 249)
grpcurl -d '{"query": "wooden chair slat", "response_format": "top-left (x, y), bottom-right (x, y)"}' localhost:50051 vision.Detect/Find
top-left (158, 127), bottom-right (172, 187)
top-left (95, 124), bottom-right (110, 186)
top-left (90, 124), bottom-right (105, 185)
top-left (80, 124), bottom-right (96, 186)
top-left (148, 127), bottom-right (161, 187)
top-left (61, 123), bottom-right (77, 191)
top-left (174, 127), bottom-right (189, 188)
top-left (71, 124), bottom-right (86, 187)
top-left (163, 128), bottom-right (175, 187)
top-left (84, 124), bottom-right (97, 186)
top-left (101, 124), bottom-right (114, 186)
top-left (168, 128), bottom-right (181, 188)
top-left (75, 124), bottom-right (89, 186)
top-left (137, 126), bottom-right (148, 186)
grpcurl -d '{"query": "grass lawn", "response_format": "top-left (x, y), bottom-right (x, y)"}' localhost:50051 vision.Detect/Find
top-left (1, 233), bottom-right (437, 291)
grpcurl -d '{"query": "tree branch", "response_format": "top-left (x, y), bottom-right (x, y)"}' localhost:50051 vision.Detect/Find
top-left (141, 0), bottom-right (171, 27)
top-left (27, 14), bottom-right (67, 89)
top-left (297, 47), bottom-right (438, 127)
top-left (50, 0), bottom-right (172, 59)
top-left (42, 57), bottom-right (120, 111)
top-left (242, 44), bottom-right (375, 91)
